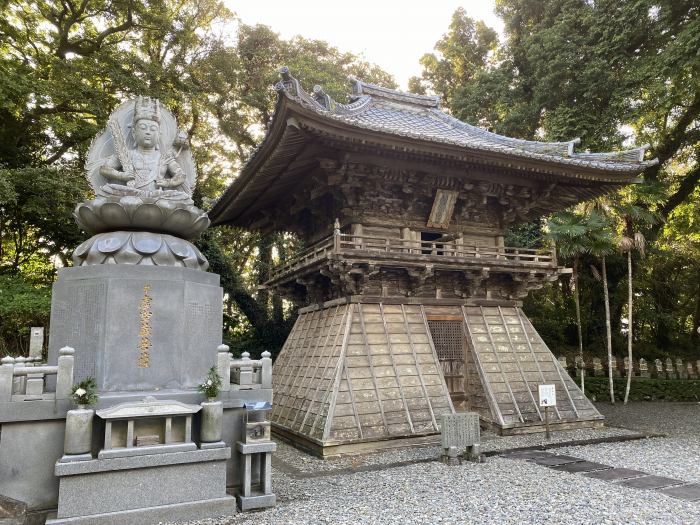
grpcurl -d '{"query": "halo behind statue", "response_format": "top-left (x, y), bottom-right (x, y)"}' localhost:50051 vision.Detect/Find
top-left (85, 99), bottom-right (197, 194)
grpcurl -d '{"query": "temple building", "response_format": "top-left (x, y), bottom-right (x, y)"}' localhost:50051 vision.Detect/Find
top-left (210, 68), bottom-right (655, 456)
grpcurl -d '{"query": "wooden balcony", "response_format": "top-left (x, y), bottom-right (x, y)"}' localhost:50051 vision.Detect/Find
top-left (266, 231), bottom-right (558, 286)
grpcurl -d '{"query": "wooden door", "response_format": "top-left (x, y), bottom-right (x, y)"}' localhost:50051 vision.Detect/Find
top-left (426, 316), bottom-right (467, 410)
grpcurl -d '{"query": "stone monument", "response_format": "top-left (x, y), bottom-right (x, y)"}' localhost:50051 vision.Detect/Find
top-left (48, 96), bottom-right (220, 394)
top-left (41, 97), bottom-right (239, 523)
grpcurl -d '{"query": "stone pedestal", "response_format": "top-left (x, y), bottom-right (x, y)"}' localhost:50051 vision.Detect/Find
top-left (47, 447), bottom-right (236, 525)
top-left (47, 265), bottom-right (222, 393)
top-left (235, 441), bottom-right (276, 511)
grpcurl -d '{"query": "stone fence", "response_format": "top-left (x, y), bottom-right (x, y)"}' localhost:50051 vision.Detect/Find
top-left (0, 346), bottom-right (74, 402)
top-left (558, 355), bottom-right (700, 380)
top-left (217, 344), bottom-right (273, 391)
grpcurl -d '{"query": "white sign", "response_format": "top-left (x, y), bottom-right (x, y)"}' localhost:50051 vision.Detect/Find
top-left (539, 384), bottom-right (556, 407)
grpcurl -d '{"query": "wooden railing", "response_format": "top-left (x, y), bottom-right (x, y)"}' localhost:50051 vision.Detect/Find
top-left (267, 230), bottom-right (556, 283)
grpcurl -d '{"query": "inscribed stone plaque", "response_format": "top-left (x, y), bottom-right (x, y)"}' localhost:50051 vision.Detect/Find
top-left (29, 327), bottom-right (44, 358)
top-left (440, 412), bottom-right (480, 449)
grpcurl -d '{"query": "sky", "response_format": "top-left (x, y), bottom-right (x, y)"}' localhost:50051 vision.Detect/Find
top-left (224, 1), bottom-right (502, 89)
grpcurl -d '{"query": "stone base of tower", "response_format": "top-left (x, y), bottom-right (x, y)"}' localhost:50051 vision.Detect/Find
top-left (271, 298), bottom-right (603, 455)
top-left (270, 301), bottom-right (455, 456)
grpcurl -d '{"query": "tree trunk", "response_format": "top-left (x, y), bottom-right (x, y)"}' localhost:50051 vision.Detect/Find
top-left (573, 256), bottom-right (584, 394)
top-left (602, 256), bottom-right (614, 404)
top-left (624, 250), bottom-right (633, 404)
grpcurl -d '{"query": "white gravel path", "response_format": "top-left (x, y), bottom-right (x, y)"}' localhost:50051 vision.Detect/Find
top-left (171, 402), bottom-right (700, 525)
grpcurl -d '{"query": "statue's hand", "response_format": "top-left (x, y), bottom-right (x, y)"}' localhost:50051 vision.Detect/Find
top-left (155, 178), bottom-right (172, 189)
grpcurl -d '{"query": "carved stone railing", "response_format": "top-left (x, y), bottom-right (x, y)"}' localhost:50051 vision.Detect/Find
top-left (267, 228), bottom-right (557, 284)
top-left (0, 346), bottom-right (74, 402)
top-left (559, 355), bottom-right (700, 380)
top-left (217, 345), bottom-right (272, 391)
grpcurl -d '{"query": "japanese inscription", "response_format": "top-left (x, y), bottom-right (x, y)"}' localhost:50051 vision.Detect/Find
top-left (138, 284), bottom-right (153, 368)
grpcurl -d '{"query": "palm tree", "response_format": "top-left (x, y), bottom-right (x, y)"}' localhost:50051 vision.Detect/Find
top-left (588, 230), bottom-right (616, 403)
top-left (615, 202), bottom-right (657, 404)
top-left (546, 210), bottom-right (610, 394)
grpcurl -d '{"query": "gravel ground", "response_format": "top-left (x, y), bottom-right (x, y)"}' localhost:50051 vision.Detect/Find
top-left (172, 402), bottom-right (700, 525)
top-left (558, 402), bottom-right (700, 483)
top-left (274, 426), bottom-right (642, 475)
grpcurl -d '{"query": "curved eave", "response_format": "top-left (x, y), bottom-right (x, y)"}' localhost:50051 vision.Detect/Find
top-left (211, 92), bottom-right (652, 227)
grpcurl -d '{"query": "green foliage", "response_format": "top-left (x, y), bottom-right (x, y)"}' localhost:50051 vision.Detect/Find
top-left (0, 0), bottom-right (395, 355)
top-left (415, 1), bottom-right (700, 359)
top-left (198, 366), bottom-right (222, 399)
top-left (71, 377), bottom-right (98, 406)
top-left (0, 275), bottom-right (51, 354)
top-left (581, 377), bottom-right (700, 403)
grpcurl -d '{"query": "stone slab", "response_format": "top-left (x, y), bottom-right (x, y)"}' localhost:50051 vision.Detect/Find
top-left (440, 412), bottom-right (480, 449)
top-left (549, 461), bottom-right (612, 473)
top-left (46, 496), bottom-right (237, 525)
top-left (500, 450), bottom-right (554, 460)
top-left (55, 456), bottom-right (229, 517)
top-left (47, 265), bottom-right (222, 393)
top-left (618, 475), bottom-right (685, 490)
top-left (583, 468), bottom-right (648, 481)
top-left (657, 483), bottom-right (700, 501)
top-left (236, 441), bottom-right (277, 454)
top-left (97, 442), bottom-right (196, 459)
top-left (55, 447), bottom-right (230, 476)
top-left (237, 493), bottom-right (276, 511)
top-left (529, 455), bottom-right (583, 466)
top-left (0, 419), bottom-right (64, 510)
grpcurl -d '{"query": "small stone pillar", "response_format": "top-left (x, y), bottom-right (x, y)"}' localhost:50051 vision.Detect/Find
top-left (29, 327), bottom-right (44, 359)
top-left (638, 358), bottom-right (650, 378)
top-left (217, 344), bottom-right (231, 392)
top-left (665, 358), bottom-right (676, 380)
top-left (676, 358), bottom-right (687, 380)
top-left (200, 400), bottom-right (224, 446)
top-left (236, 402), bottom-right (276, 511)
top-left (592, 358), bottom-right (604, 377)
top-left (687, 362), bottom-right (698, 380)
top-left (55, 347), bottom-right (75, 400)
top-left (652, 359), bottom-right (664, 379)
top-left (608, 357), bottom-right (620, 378)
top-left (0, 356), bottom-right (14, 401)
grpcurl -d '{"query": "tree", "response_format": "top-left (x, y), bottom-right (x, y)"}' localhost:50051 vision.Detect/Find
top-left (546, 210), bottom-right (611, 393)
top-left (611, 195), bottom-right (659, 404)
top-left (0, 1), bottom-right (395, 354)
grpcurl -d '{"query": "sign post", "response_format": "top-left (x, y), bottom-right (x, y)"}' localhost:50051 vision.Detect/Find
top-left (538, 384), bottom-right (556, 440)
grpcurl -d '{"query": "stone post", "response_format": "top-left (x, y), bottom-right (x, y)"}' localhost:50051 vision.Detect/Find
top-left (29, 327), bottom-right (44, 359)
top-left (261, 351), bottom-right (272, 389)
top-left (55, 346), bottom-right (75, 400)
top-left (238, 352), bottom-right (253, 389)
top-left (665, 358), bottom-right (676, 379)
top-left (608, 357), bottom-right (620, 378)
top-left (653, 359), bottom-right (663, 379)
top-left (0, 356), bottom-right (14, 401)
top-left (13, 357), bottom-right (26, 394)
top-left (676, 358), bottom-right (687, 380)
top-left (592, 358), bottom-right (604, 377)
top-left (638, 358), bottom-right (650, 378)
top-left (687, 362), bottom-right (697, 380)
top-left (217, 344), bottom-right (231, 392)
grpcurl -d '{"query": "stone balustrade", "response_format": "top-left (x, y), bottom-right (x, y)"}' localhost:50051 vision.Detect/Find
top-left (216, 344), bottom-right (272, 391)
top-left (560, 354), bottom-right (700, 380)
top-left (0, 347), bottom-right (74, 401)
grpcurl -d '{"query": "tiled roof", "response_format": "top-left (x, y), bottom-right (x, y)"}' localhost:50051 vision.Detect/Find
top-left (275, 67), bottom-right (657, 173)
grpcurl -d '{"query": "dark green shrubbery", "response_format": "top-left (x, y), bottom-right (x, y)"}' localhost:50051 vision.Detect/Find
top-left (581, 377), bottom-right (700, 402)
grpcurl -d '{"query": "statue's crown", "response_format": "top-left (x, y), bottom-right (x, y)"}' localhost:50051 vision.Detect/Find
top-left (133, 96), bottom-right (161, 125)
